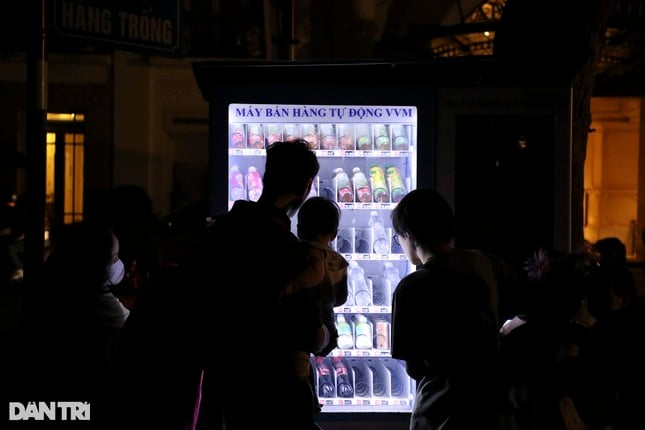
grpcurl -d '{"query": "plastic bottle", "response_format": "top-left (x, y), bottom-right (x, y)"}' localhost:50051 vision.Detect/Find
top-left (314, 357), bottom-right (335, 398)
top-left (351, 167), bottom-right (372, 203)
top-left (338, 124), bottom-right (354, 150)
top-left (349, 260), bottom-right (372, 306)
top-left (385, 165), bottom-right (406, 203)
top-left (382, 262), bottom-right (401, 289)
top-left (332, 356), bottom-right (355, 398)
top-left (229, 165), bottom-right (245, 201)
top-left (333, 167), bottom-right (354, 202)
top-left (230, 124), bottom-right (245, 148)
top-left (336, 314), bottom-right (354, 349)
top-left (373, 124), bottom-right (391, 150)
top-left (354, 314), bottom-right (373, 349)
top-left (369, 211), bottom-right (389, 255)
top-left (369, 164), bottom-right (389, 203)
top-left (390, 124), bottom-right (409, 150)
top-left (382, 262), bottom-right (401, 305)
top-left (247, 124), bottom-right (264, 148)
top-left (246, 166), bottom-right (263, 201)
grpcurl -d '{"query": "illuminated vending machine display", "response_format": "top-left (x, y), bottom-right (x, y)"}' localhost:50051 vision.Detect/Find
top-left (227, 103), bottom-right (417, 413)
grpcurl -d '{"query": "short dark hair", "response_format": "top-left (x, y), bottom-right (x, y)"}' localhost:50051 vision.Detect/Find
top-left (297, 196), bottom-right (341, 239)
top-left (262, 139), bottom-right (320, 197)
top-left (391, 188), bottom-right (455, 248)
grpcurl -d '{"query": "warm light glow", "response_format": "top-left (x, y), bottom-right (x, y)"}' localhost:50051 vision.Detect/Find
top-left (46, 113), bottom-right (85, 122)
top-left (46, 133), bottom-right (56, 204)
top-left (45, 125), bottom-right (85, 224)
top-left (484, 31), bottom-right (490, 37)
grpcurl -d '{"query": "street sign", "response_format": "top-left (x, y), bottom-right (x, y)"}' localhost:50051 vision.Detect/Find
top-left (53, 0), bottom-right (182, 55)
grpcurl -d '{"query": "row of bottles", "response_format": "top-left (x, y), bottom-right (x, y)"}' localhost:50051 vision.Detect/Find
top-left (336, 313), bottom-right (391, 350)
top-left (341, 261), bottom-right (401, 307)
top-left (314, 356), bottom-right (412, 399)
top-left (230, 122), bottom-right (412, 151)
top-left (229, 165), bottom-right (263, 201)
top-left (228, 163), bottom-right (409, 206)
top-left (331, 165), bottom-right (406, 204)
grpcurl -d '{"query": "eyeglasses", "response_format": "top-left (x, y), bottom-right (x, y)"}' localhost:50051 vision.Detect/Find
top-left (392, 233), bottom-right (401, 247)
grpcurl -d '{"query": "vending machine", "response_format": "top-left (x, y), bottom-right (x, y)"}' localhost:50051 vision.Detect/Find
top-left (192, 58), bottom-right (573, 429)
top-left (226, 101), bottom-right (418, 415)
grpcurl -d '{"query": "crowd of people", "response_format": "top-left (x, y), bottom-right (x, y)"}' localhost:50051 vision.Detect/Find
top-left (2, 139), bottom-right (644, 430)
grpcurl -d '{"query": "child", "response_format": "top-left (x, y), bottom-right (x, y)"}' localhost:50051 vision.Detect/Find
top-left (282, 196), bottom-right (349, 387)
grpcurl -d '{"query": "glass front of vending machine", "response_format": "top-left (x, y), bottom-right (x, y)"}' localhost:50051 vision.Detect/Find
top-left (227, 102), bottom-right (418, 414)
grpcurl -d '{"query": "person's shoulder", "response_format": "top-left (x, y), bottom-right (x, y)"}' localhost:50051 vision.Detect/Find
top-left (327, 248), bottom-right (349, 269)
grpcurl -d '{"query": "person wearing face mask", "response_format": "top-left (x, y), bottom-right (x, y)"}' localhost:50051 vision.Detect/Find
top-left (98, 232), bottom-right (130, 329)
top-left (20, 221), bottom-right (130, 428)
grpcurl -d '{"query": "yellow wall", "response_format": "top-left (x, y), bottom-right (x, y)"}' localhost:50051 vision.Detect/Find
top-left (585, 97), bottom-right (642, 260)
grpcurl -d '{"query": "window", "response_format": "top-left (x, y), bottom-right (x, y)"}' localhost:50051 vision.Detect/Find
top-left (46, 113), bottom-right (85, 225)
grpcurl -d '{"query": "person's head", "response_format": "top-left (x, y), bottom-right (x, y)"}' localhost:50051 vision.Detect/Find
top-left (108, 184), bottom-right (156, 230)
top-left (526, 251), bottom-right (592, 327)
top-left (586, 265), bottom-right (637, 319)
top-left (391, 188), bottom-right (455, 260)
top-left (45, 221), bottom-right (124, 294)
top-left (593, 237), bottom-right (628, 270)
top-left (297, 196), bottom-right (341, 243)
top-left (261, 139), bottom-right (320, 216)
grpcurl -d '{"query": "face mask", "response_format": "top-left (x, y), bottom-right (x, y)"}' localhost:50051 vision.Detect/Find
top-left (106, 258), bottom-right (125, 286)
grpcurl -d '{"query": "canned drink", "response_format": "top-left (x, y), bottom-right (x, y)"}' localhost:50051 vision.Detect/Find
top-left (375, 320), bottom-right (390, 350)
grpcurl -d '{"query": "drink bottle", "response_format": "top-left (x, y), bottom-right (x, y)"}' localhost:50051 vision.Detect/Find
top-left (319, 124), bottom-right (337, 150)
top-left (302, 124), bottom-right (319, 150)
top-left (229, 165), bottom-right (245, 201)
top-left (390, 124), bottom-right (409, 150)
top-left (332, 356), bottom-right (355, 398)
top-left (351, 167), bottom-right (372, 203)
top-left (374, 319), bottom-right (390, 350)
top-left (373, 124), bottom-right (391, 150)
top-left (336, 314), bottom-right (354, 349)
top-left (333, 168), bottom-right (354, 202)
top-left (230, 124), bottom-right (245, 148)
top-left (338, 124), bottom-right (354, 150)
top-left (369, 211), bottom-right (389, 255)
top-left (382, 262), bottom-right (401, 301)
top-left (246, 166), bottom-right (263, 201)
top-left (385, 164), bottom-right (406, 203)
top-left (349, 260), bottom-right (371, 306)
top-left (355, 124), bottom-right (371, 150)
top-left (369, 164), bottom-right (389, 203)
top-left (265, 123), bottom-right (282, 145)
top-left (354, 314), bottom-right (373, 349)
top-left (247, 123), bottom-right (264, 148)
top-left (314, 357), bottom-right (335, 398)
